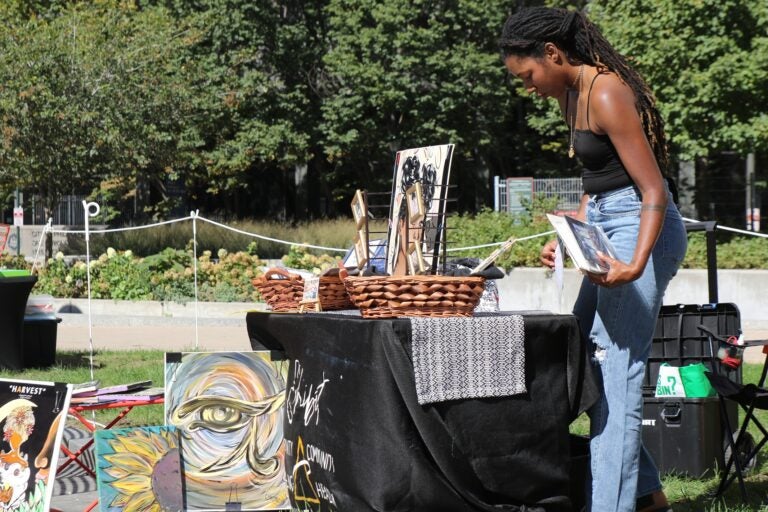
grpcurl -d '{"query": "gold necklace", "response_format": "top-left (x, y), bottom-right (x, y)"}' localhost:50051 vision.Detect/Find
top-left (568, 64), bottom-right (584, 159)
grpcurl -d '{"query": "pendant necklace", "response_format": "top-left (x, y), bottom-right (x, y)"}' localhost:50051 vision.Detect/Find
top-left (568, 64), bottom-right (584, 159)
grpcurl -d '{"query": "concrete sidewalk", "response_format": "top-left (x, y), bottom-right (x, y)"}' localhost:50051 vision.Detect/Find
top-left (56, 315), bottom-right (253, 352)
top-left (54, 298), bottom-right (261, 352)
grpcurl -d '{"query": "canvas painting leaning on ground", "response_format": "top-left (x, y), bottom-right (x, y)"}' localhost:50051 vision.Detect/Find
top-left (0, 378), bottom-right (72, 512)
top-left (164, 351), bottom-right (290, 511)
top-left (95, 425), bottom-right (183, 512)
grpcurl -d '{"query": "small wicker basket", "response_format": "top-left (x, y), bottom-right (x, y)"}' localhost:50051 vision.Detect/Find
top-left (252, 268), bottom-right (354, 312)
top-left (343, 275), bottom-right (485, 318)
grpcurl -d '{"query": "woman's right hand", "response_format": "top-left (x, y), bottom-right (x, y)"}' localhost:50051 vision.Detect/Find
top-left (540, 239), bottom-right (558, 269)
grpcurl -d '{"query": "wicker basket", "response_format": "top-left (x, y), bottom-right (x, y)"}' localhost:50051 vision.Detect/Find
top-left (343, 275), bottom-right (485, 318)
top-left (252, 268), bottom-right (354, 312)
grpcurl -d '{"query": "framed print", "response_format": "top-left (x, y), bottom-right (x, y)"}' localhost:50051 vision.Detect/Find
top-left (405, 182), bottom-right (425, 225)
top-left (95, 426), bottom-right (183, 512)
top-left (354, 235), bottom-right (368, 268)
top-left (386, 144), bottom-right (454, 275)
top-left (358, 227), bottom-right (369, 257)
top-left (470, 236), bottom-right (517, 274)
top-left (302, 275), bottom-right (320, 301)
top-left (407, 242), bottom-right (426, 275)
top-left (351, 189), bottom-right (367, 228)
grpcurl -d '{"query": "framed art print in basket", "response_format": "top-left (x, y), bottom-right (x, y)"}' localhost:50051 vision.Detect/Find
top-left (407, 241), bottom-right (426, 275)
top-left (354, 235), bottom-right (369, 268)
top-left (386, 144), bottom-right (454, 276)
top-left (405, 182), bottom-right (426, 225)
top-left (351, 189), bottom-right (367, 228)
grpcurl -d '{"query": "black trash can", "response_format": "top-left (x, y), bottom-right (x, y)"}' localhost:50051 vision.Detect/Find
top-left (22, 316), bottom-right (62, 368)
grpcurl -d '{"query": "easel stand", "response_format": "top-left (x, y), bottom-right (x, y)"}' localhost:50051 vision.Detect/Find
top-left (298, 299), bottom-right (321, 313)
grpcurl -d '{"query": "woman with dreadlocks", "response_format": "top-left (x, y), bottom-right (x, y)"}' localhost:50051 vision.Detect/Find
top-left (500, 6), bottom-right (686, 512)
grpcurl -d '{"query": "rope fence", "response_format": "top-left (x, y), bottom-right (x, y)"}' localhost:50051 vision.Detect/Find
top-left (27, 203), bottom-right (768, 376)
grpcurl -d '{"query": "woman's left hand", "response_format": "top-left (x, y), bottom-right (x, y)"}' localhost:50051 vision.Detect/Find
top-left (586, 252), bottom-right (642, 287)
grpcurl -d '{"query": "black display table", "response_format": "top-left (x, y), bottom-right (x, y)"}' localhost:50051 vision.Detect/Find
top-left (246, 311), bottom-right (598, 512)
top-left (0, 275), bottom-right (38, 370)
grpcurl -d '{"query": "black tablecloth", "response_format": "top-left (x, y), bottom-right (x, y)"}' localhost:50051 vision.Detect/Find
top-left (0, 276), bottom-right (37, 370)
top-left (246, 311), bottom-right (598, 512)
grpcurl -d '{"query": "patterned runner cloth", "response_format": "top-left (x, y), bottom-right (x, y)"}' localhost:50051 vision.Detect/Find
top-left (410, 315), bottom-right (526, 405)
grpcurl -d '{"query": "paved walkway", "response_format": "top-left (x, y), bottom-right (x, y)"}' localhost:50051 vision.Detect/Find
top-left (56, 315), bottom-right (252, 352)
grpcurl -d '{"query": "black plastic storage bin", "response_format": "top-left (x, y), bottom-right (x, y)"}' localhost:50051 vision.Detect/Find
top-left (642, 397), bottom-right (737, 477)
top-left (642, 303), bottom-right (742, 476)
top-left (644, 303), bottom-right (742, 394)
top-left (22, 316), bottom-right (61, 368)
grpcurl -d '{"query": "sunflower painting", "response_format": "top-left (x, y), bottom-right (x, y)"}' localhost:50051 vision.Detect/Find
top-left (164, 351), bottom-right (289, 511)
top-left (95, 426), bottom-right (183, 512)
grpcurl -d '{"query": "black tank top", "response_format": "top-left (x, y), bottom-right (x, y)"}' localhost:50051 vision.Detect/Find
top-left (570, 73), bottom-right (634, 194)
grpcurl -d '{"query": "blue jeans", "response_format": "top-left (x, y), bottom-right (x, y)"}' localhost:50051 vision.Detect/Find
top-left (572, 185), bottom-right (687, 511)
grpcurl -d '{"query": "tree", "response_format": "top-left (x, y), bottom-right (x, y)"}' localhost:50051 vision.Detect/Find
top-left (318, 0), bottom-right (528, 210)
top-left (587, 0), bottom-right (768, 161)
top-left (143, 0), bottom-right (330, 219)
top-left (0, 2), bottom-right (203, 225)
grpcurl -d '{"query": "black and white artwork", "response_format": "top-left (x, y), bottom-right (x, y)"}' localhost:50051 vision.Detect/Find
top-left (386, 144), bottom-right (454, 275)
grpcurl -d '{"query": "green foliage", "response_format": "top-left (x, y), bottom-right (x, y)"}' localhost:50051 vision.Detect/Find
top-left (0, 1), bottom-right (205, 220)
top-left (3, 0), bottom-right (766, 220)
top-left (30, 246), bottom-right (266, 302)
top-left (449, 195), bottom-right (561, 270)
top-left (196, 248), bottom-right (264, 302)
top-left (320, 0), bottom-right (520, 200)
top-left (450, 207), bottom-right (768, 271)
top-left (281, 245), bottom-right (340, 274)
top-left (682, 232), bottom-right (768, 269)
top-left (588, 0), bottom-right (768, 160)
top-left (60, 218), bottom-right (359, 259)
top-left (144, 0), bottom-right (325, 194)
top-left (0, 253), bottom-right (29, 270)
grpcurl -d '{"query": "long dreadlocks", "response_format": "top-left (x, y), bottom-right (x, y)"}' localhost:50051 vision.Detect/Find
top-left (499, 7), bottom-right (669, 174)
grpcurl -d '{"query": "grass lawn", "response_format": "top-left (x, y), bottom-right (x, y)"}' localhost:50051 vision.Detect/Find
top-left (0, 350), bottom-right (166, 427)
top-left (2, 351), bottom-right (768, 510)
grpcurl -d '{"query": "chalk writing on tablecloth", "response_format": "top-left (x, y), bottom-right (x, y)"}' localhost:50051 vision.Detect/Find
top-left (286, 360), bottom-right (329, 426)
top-left (289, 435), bottom-right (338, 510)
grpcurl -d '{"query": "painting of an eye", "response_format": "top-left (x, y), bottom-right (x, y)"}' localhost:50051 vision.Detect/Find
top-left (173, 396), bottom-right (255, 433)
top-left (196, 403), bottom-right (251, 432)
top-left (164, 351), bottom-right (290, 510)
top-left (202, 404), bottom-right (241, 426)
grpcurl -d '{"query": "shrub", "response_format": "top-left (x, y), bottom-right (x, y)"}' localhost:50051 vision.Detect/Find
top-left (281, 245), bottom-right (340, 274)
top-left (448, 196), bottom-right (561, 271)
top-left (7, 215), bottom-right (768, 303)
top-left (29, 247), bottom-right (265, 303)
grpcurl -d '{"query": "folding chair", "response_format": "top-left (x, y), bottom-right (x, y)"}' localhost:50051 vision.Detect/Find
top-left (698, 324), bottom-right (768, 502)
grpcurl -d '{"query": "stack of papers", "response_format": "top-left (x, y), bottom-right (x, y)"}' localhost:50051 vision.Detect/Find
top-left (70, 380), bottom-right (163, 404)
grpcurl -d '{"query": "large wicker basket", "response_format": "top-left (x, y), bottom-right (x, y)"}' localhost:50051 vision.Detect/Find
top-left (343, 275), bottom-right (485, 318)
top-left (253, 268), bottom-right (354, 312)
